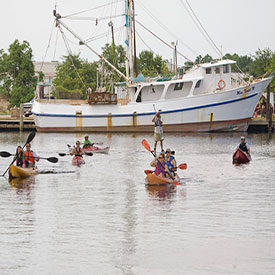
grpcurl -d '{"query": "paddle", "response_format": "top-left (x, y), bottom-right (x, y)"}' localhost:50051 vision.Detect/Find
top-left (0, 151), bottom-right (58, 163)
top-left (141, 139), bottom-right (180, 185)
top-left (59, 152), bottom-right (94, 156)
top-left (171, 163), bottom-right (187, 171)
top-left (2, 131), bottom-right (36, 176)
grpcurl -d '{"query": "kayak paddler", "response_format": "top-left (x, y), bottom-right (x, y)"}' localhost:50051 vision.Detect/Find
top-left (237, 136), bottom-right (250, 155)
top-left (150, 152), bottom-right (169, 178)
top-left (83, 135), bottom-right (94, 149)
top-left (165, 148), bottom-right (177, 176)
top-left (13, 146), bottom-right (24, 167)
top-left (24, 143), bottom-right (39, 168)
top-left (71, 140), bottom-right (84, 158)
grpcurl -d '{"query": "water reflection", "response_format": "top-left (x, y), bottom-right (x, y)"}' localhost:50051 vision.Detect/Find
top-left (146, 184), bottom-right (176, 199)
top-left (9, 176), bottom-right (35, 190)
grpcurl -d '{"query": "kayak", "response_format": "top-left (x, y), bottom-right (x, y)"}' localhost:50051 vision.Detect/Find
top-left (9, 164), bottom-right (38, 179)
top-left (145, 173), bottom-right (174, 186)
top-left (83, 146), bottom-right (110, 154)
top-left (72, 156), bottom-right (85, 166)
top-left (232, 148), bottom-right (251, 165)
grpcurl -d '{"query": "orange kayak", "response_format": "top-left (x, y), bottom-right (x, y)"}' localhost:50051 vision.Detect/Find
top-left (145, 173), bottom-right (174, 186)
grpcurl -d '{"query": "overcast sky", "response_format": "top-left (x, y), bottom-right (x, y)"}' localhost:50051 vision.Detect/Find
top-left (0, 0), bottom-right (274, 65)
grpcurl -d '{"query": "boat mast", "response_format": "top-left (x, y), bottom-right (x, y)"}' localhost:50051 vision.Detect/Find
top-left (53, 10), bottom-right (127, 82)
top-left (125, 0), bottom-right (137, 82)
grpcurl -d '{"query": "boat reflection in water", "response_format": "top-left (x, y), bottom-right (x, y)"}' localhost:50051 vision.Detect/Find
top-left (145, 184), bottom-right (176, 199)
top-left (9, 176), bottom-right (36, 189)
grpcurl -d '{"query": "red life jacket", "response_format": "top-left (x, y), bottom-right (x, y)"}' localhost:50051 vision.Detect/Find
top-left (154, 161), bottom-right (166, 176)
top-left (25, 150), bottom-right (35, 163)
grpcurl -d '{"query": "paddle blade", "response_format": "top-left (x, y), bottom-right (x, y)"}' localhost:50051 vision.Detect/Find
top-left (47, 157), bottom-right (59, 163)
top-left (141, 139), bottom-right (151, 152)
top-left (26, 131), bottom-right (36, 144)
top-left (58, 153), bottom-right (67, 157)
top-left (85, 152), bottom-right (94, 156)
top-left (173, 181), bottom-right (180, 186)
top-left (144, 170), bottom-right (153, 175)
top-left (0, 151), bottom-right (12, 158)
top-left (178, 163), bottom-right (187, 170)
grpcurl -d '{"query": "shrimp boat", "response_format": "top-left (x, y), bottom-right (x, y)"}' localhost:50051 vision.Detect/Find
top-left (32, 1), bottom-right (272, 133)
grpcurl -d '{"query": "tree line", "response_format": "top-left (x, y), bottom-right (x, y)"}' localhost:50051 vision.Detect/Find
top-left (0, 39), bottom-right (274, 106)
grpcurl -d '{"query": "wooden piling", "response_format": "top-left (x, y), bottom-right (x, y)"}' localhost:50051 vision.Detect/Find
top-left (266, 84), bottom-right (272, 132)
top-left (19, 103), bottom-right (24, 131)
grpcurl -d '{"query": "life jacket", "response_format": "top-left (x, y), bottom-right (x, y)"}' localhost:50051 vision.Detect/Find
top-left (74, 147), bottom-right (82, 158)
top-left (25, 150), bottom-right (35, 163)
top-left (166, 156), bottom-right (175, 172)
top-left (239, 142), bottom-right (248, 154)
top-left (155, 161), bottom-right (166, 176)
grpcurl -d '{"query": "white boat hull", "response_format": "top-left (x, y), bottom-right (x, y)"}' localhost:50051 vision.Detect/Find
top-left (32, 78), bottom-right (271, 132)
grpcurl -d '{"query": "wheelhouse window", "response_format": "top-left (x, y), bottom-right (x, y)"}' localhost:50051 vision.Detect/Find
top-left (195, 80), bottom-right (201, 88)
top-left (215, 67), bottom-right (220, 74)
top-left (206, 68), bottom-right (211, 74)
top-left (136, 91), bottom-right (141, 102)
top-left (174, 82), bottom-right (184, 91)
top-left (223, 64), bottom-right (229, 73)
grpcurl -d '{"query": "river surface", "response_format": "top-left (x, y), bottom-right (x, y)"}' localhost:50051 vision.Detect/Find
top-left (0, 131), bottom-right (274, 275)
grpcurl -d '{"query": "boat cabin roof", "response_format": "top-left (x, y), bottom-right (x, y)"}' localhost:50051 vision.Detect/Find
top-left (200, 59), bottom-right (236, 68)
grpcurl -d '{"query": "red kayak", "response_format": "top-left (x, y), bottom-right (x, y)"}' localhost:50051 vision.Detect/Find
top-left (83, 146), bottom-right (110, 154)
top-left (232, 148), bottom-right (251, 165)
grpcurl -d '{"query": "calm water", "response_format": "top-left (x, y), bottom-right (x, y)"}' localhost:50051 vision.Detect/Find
top-left (0, 132), bottom-right (274, 275)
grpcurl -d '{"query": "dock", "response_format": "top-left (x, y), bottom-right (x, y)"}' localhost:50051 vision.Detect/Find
top-left (247, 118), bottom-right (274, 133)
top-left (0, 116), bottom-right (35, 131)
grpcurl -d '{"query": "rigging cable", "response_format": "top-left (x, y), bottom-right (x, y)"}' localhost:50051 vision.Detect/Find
top-left (62, 0), bottom-right (123, 18)
top-left (136, 30), bottom-right (154, 53)
top-left (63, 14), bottom-right (124, 21)
top-left (39, 20), bottom-right (56, 72)
top-left (136, 20), bottom-right (192, 62)
top-left (179, 0), bottom-right (223, 58)
top-left (135, 0), bottom-right (198, 57)
top-left (58, 24), bottom-right (88, 91)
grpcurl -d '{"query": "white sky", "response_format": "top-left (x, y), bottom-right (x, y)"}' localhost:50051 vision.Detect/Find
top-left (0, 0), bottom-right (274, 66)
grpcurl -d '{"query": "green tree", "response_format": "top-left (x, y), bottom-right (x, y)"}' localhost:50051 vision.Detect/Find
top-left (137, 50), bottom-right (168, 76)
top-left (101, 43), bottom-right (126, 73)
top-left (53, 54), bottom-right (97, 99)
top-left (224, 53), bottom-right (252, 73)
top-left (249, 48), bottom-right (274, 78)
top-left (194, 54), bottom-right (213, 64)
top-left (0, 40), bottom-right (36, 107)
top-left (267, 53), bottom-right (275, 85)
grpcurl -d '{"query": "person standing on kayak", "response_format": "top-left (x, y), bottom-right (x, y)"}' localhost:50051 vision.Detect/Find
top-left (24, 143), bottom-right (39, 168)
top-left (14, 146), bottom-right (24, 167)
top-left (152, 111), bottom-right (164, 155)
top-left (150, 152), bottom-right (169, 178)
top-left (238, 137), bottom-right (250, 155)
top-left (71, 141), bottom-right (84, 158)
top-left (83, 135), bottom-right (94, 149)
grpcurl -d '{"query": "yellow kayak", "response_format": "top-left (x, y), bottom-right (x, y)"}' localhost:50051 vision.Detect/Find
top-left (9, 164), bottom-right (38, 179)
